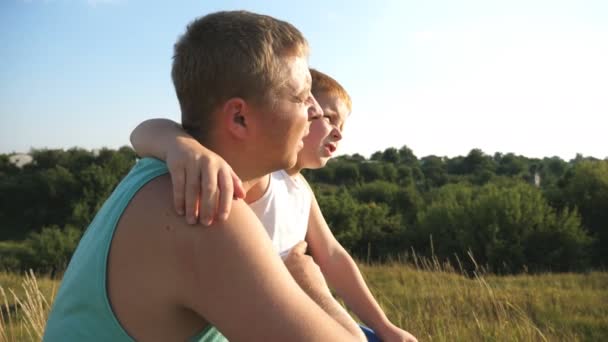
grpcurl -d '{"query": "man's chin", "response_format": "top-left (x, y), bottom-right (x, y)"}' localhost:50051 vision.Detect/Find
top-left (283, 154), bottom-right (298, 170)
top-left (307, 157), bottom-right (328, 170)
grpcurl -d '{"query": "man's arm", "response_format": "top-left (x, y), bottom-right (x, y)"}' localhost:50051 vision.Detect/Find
top-left (304, 185), bottom-right (418, 342)
top-left (130, 118), bottom-right (245, 225)
top-left (124, 175), bottom-right (365, 341)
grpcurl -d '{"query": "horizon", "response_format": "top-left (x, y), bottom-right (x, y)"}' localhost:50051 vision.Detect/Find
top-left (1, 0), bottom-right (607, 161)
top-left (3, 144), bottom-right (605, 163)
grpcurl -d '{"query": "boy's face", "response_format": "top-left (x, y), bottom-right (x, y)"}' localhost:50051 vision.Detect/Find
top-left (297, 91), bottom-right (350, 169)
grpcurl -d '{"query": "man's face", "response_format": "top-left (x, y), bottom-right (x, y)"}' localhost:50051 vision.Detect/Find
top-left (297, 92), bottom-right (349, 169)
top-left (253, 55), bottom-right (322, 171)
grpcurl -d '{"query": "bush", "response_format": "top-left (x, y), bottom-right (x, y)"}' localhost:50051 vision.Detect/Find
top-left (415, 181), bottom-right (592, 273)
top-left (353, 181), bottom-right (399, 205)
top-left (0, 241), bottom-right (31, 272)
top-left (23, 225), bottom-right (82, 275)
top-left (317, 188), bottom-right (362, 251)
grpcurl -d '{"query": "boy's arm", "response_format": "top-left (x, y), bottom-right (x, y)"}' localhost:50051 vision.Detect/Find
top-left (284, 241), bottom-right (367, 341)
top-left (304, 185), bottom-right (418, 342)
top-left (130, 118), bottom-right (245, 225)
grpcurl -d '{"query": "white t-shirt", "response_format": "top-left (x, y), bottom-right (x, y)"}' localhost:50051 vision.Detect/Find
top-left (248, 170), bottom-right (312, 258)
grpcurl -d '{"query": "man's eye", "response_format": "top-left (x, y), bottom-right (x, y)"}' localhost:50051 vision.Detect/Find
top-left (323, 115), bottom-right (332, 122)
top-left (291, 94), bottom-right (306, 103)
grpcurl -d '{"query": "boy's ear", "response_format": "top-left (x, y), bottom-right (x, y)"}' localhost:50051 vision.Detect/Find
top-left (221, 98), bottom-right (249, 139)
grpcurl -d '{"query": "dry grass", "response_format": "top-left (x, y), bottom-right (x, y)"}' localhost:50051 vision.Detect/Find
top-left (0, 270), bottom-right (56, 342)
top-left (356, 255), bottom-right (608, 341)
top-left (1, 260), bottom-right (607, 341)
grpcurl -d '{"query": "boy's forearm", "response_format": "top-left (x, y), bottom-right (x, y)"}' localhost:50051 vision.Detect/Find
top-left (130, 118), bottom-right (188, 160)
top-left (322, 249), bottom-right (393, 333)
top-left (301, 285), bottom-right (367, 341)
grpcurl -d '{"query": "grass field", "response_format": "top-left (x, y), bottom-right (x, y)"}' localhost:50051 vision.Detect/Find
top-left (2, 261), bottom-right (607, 341)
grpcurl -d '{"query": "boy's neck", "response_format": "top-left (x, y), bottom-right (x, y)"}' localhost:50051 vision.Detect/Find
top-left (243, 165), bottom-right (302, 204)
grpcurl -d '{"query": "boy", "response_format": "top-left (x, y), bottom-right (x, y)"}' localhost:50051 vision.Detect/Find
top-left (131, 69), bottom-right (417, 342)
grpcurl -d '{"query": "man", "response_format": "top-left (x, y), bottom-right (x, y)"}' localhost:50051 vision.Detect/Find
top-left (130, 68), bottom-right (418, 341)
top-left (44, 11), bottom-right (366, 341)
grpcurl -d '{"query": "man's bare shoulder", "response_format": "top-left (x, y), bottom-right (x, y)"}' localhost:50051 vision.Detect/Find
top-left (117, 172), bottom-right (268, 275)
top-left (111, 173), bottom-right (359, 341)
top-left (108, 174), bottom-right (208, 340)
top-left (127, 173), bottom-right (173, 214)
top-left (108, 173), bottom-right (270, 338)
top-left (127, 173), bottom-right (255, 227)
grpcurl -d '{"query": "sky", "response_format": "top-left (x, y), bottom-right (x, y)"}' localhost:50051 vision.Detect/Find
top-left (1, 0), bottom-right (607, 160)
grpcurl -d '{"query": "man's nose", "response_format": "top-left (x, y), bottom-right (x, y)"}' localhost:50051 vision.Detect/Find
top-left (308, 94), bottom-right (323, 121)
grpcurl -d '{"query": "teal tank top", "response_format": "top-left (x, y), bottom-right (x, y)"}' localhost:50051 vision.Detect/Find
top-left (43, 158), bottom-right (227, 342)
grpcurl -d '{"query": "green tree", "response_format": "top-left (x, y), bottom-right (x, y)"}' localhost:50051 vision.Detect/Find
top-left (396, 165), bottom-right (414, 187)
top-left (353, 202), bottom-right (403, 261)
top-left (370, 151), bottom-right (383, 161)
top-left (496, 153), bottom-right (527, 177)
top-left (398, 145), bottom-right (418, 167)
top-left (317, 188), bottom-right (362, 251)
top-left (381, 147), bottom-right (400, 164)
top-left (30, 149), bottom-right (69, 170)
top-left (354, 181), bottom-right (399, 206)
top-left (462, 149), bottom-right (497, 185)
top-left (360, 162), bottom-right (384, 183)
top-left (382, 163), bottom-right (398, 182)
top-left (304, 163), bottom-right (335, 183)
top-left (559, 160), bottom-right (608, 266)
top-left (446, 156), bottom-right (466, 175)
top-left (394, 185), bottom-right (423, 226)
top-left (333, 162), bottom-right (360, 185)
top-left (420, 155), bottom-right (448, 188)
top-left (0, 154), bottom-right (19, 177)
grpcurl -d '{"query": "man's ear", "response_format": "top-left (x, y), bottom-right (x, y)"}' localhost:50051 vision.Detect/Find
top-left (221, 98), bottom-right (249, 139)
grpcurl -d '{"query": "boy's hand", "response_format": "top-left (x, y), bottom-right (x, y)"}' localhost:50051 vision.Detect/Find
top-left (283, 241), bottom-right (330, 295)
top-left (379, 323), bottom-right (418, 342)
top-left (166, 135), bottom-right (246, 225)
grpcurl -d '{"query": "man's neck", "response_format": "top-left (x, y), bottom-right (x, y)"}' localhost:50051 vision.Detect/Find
top-left (204, 138), bottom-right (263, 187)
top-left (201, 130), bottom-right (292, 194)
top-left (243, 175), bottom-right (270, 204)
top-left (284, 164), bottom-right (302, 177)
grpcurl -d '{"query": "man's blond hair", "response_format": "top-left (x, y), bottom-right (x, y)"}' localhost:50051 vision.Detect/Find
top-left (172, 11), bottom-right (309, 142)
top-left (310, 69), bottom-right (352, 112)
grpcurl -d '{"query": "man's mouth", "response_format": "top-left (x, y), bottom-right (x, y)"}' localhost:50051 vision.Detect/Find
top-left (302, 127), bottom-right (310, 138)
top-left (325, 143), bottom-right (336, 153)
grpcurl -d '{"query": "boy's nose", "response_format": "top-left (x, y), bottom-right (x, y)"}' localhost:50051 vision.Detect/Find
top-left (333, 127), bottom-right (343, 141)
top-left (308, 94), bottom-right (323, 120)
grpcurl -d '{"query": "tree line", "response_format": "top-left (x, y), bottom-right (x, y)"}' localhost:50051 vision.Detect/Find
top-left (1, 146), bottom-right (606, 275)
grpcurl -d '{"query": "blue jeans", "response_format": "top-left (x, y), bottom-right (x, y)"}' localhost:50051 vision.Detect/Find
top-left (360, 325), bottom-right (381, 342)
